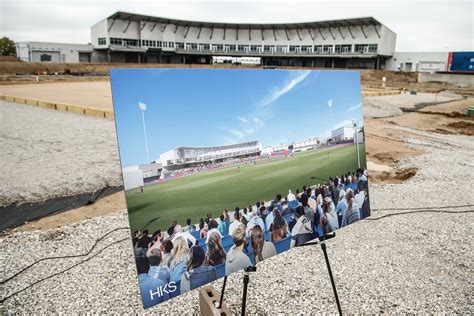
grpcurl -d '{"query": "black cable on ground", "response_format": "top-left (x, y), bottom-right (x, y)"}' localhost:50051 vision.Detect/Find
top-left (1, 219), bottom-right (158, 285)
top-left (2, 205), bottom-right (474, 304)
top-left (366, 209), bottom-right (473, 221)
top-left (0, 237), bottom-right (129, 304)
top-left (0, 227), bottom-right (129, 285)
top-left (372, 203), bottom-right (474, 212)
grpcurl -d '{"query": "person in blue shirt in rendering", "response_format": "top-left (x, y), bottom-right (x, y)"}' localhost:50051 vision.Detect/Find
top-left (217, 214), bottom-right (230, 235)
top-left (136, 256), bottom-right (170, 308)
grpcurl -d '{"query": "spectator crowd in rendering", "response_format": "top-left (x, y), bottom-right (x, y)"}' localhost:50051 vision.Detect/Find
top-left (132, 168), bottom-right (370, 308)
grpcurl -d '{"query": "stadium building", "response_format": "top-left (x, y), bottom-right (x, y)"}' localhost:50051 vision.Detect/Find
top-left (262, 137), bottom-right (320, 156)
top-left (331, 126), bottom-right (364, 144)
top-left (90, 11), bottom-right (396, 68)
top-left (156, 141), bottom-right (261, 176)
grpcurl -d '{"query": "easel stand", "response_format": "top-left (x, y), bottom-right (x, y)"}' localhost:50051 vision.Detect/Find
top-left (201, 234), bottom-right (341, 316)
top-left (240, 266), bottom-right (257, 315)
top-left (301, 232), bottom-right (342, 315)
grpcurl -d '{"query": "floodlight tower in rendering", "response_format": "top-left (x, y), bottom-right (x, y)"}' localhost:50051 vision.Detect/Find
top-left (138, 102), bottom-right (150, 163)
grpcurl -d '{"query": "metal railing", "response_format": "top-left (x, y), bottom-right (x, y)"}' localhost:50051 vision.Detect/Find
top-left (174, 47), bottom-right (377, 56)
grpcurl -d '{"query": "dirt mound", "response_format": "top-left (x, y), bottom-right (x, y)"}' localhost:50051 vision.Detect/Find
top-left (446, 121), bottom-right (474, 135)
top-left (372, 152), bottom-right (399, 164)
top-left (360, 69), bottom-right (418, 85)
top-left (369, 167), bottom-right (417, 184)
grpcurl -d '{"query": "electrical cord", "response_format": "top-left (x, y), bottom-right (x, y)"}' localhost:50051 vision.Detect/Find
top-left (366, 209), bottom-right (473, 221)
top-left (372, 203), bottom-right (474, 212)
top-left (0, 237), bottom-right (129, 304)
top-left (1, 217), bottom-right (160, 285)
top-left (0, 227), bottom-right (129, 285)
top-left (1, 205), bottom-right (473, 303)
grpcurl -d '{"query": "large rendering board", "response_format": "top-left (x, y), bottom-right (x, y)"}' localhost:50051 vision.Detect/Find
top-left (110, 68), bottom-right (370, 308)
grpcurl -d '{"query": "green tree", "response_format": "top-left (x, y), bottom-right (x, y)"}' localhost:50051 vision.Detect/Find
top-left (0, 37), bottom-right (16, 57)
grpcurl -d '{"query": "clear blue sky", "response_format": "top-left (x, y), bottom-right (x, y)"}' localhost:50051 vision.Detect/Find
top-left (110, 68), bottom-right (363, 167)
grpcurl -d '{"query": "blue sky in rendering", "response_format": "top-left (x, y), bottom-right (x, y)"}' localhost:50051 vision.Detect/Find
top-left (110, 68), bottom-right (363, 167)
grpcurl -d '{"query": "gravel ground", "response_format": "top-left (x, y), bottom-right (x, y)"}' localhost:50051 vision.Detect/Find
top-left (0, 92), bottom-right (459, 207)
top-left (1, 124), bottom-right (473, 314)
top-left (0, 101), bottom-right (121, 207)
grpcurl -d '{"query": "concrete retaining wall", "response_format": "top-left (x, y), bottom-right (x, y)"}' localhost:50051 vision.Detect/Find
top-left (418, 72), bottom-right (474, 87)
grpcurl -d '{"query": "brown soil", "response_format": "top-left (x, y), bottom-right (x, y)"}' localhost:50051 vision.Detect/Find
top-left (386, 98), bottom-right (474, 136)
top-left (11, 191), bottom-right (126, 233)
top-left (0, 81), bottom-right (113, 110)
top-left (364, 117), bottom-right (423, 166)
top-left (446, 121), bottom-right (474, 135)
top-left (365, 97), bottom-right (474, 184)
top-left (2, 61), bottom-right (472, 96)
top-left (369, 167), bottom-right (418, 184)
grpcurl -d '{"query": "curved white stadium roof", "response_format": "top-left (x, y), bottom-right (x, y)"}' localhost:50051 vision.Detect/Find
top-left (108, 11), bottom-right (383, 30)
top-left (175, 140), bottom-right (260, 152)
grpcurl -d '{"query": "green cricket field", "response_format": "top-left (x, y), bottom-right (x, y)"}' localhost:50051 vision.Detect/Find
top-left (125, 144), bottom-right (365, 233)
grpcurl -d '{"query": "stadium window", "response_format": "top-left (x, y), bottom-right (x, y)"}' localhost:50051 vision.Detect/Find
top-left (124, 39), bottom-right (138, 46)
top-left (263, 45), bottom-right (274, 52)
top-left (151, 40), bottom-right (156, 47)
top-left (212, 44), bottom-right (223, 51)
top-left (355, 44), bottom-right (369, 53)
top-left (168, 42), bottom-right (175, 48)
top-left (275, 45), bottom-right (286, 53)
top-left (176, 42), bottom-right (185, 49)
top-left (225, 44), bottom-right (236, 51)
top-left (200, 43), bottom-right (210, 50)
top-left (187, 43), bottom-right (198, 50)
top-left (250, 45), bottom-right (260, 52)
top-left (289, 45), bottom-right (299, 52)
top-left (301, 45), bottom-right (312, 53)
top-left (314, 45), bottom-right (322, 53)
top-left (368, 44), bottom-right (377, 52)
top-left (341, 44), bottom-right (352, 53)
top-left (323, 45), bottom-right (333, 53)
top-left (110, 38), bottom-right (122, 46)
top-left (157, 41), bottom-right (162, 47)
top-left (335, 45), bottom-right (341, 53)
top-left (237, 45), bottom-right (248, 52)
top-left (98, 37), bottom-right (106, 45)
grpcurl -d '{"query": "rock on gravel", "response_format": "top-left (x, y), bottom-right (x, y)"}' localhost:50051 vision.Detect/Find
top-left (0, 101), bottom-right (122, 207)
top-left (1, 124), bottom-right (473, 314)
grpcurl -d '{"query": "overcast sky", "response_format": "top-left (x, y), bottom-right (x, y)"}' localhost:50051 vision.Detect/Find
top-left (1, 0), bottom-right (472, 52)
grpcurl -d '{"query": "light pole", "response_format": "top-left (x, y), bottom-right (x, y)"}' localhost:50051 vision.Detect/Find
top-left (138, 102), bottom-right (150, 163)
top-left (328, 100), bottom-right (333, 158)
top-left (352, 120), bottom-right (360, 168)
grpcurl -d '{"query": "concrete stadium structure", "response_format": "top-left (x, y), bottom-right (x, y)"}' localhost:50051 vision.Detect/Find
top-left (158, 141), bottom-right (262, 168)
top-left (90, 11), bottom-right (396, 68)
